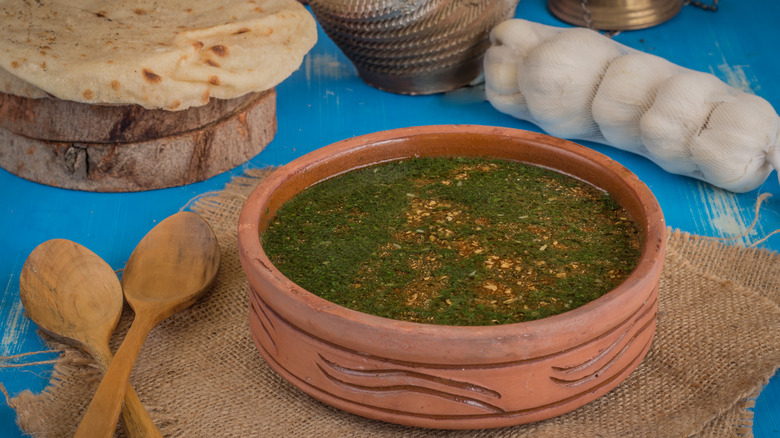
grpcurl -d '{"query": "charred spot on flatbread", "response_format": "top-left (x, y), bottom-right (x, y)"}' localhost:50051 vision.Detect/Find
top-left (142, 69), bottom-right (162, 84)
top-left (209, 45), bottom-right (229, 57)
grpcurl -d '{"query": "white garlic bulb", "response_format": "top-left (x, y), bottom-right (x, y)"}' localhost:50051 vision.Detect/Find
top-left (484, 45), bottom-right (520, 96)
top-left (520, 28), bottom-right (621, 139)
top-left (485, 19), bottom-right (780, 193)
top-left (639, 72), bottom-right (731, 175)
top-left (484, 47), bottom-right (532, 121)
top-left (592, 52), bottom-right (677, 153)
top-left (489, 19), bottom-right (558, 56)
top-left (689, 93), bottom-right (779, 192)
top-left (484, 20), bottom-right (559, 122)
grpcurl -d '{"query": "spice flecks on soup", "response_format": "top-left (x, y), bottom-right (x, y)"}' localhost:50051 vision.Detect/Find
top-left (263, 157), bottom-right (641, 326)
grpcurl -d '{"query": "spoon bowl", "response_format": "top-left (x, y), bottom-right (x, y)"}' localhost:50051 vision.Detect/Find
top-left (20, 239), bottom-right (122, 352)
top-left (74, 211), bottom-right (220, 438)
top-left (20, 239), bottom-right (162, 437)
top-left (122, 213), bottom-right (221, 311)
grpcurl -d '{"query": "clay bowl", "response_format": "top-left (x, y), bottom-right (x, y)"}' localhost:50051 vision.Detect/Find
top-left (237, 125), bottom-right (666, 429)
top-left (307, 0), bottom-right (519, 95)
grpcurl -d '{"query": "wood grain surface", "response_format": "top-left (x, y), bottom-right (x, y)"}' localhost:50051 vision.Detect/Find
top-left (0, 90), bottom-right (276, 192)
top-left (73, 212), bottom-right (219, 438)
top-left (19, 239), bottom-right (162, 438)
top-left (0, 92), bottom-right (258, 143)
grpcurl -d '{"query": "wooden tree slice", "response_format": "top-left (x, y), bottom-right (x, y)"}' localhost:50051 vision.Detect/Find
top-left (0, 90), bottom-right (276, 192)
top-left (0, 91), bottom-right (257, 143)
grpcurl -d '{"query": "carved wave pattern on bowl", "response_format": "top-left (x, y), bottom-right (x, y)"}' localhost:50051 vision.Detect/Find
top-left (247, 284), bottom-right (656, 424)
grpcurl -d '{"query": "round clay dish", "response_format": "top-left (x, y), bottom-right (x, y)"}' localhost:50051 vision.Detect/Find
top-left (237, 125), bottom-right (666, 429)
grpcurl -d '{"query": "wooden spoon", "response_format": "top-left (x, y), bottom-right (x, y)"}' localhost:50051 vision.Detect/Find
top-left (19, 239), bottom-right (162, 438)
top-left (74, 211), bottom-right (220, 438)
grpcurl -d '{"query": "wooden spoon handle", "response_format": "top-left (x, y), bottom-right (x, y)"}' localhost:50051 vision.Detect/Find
top-left (74, 316), bottom-right (154, 438)
top-left (121, 388), bottom-right (163, 438)
top-left (90, 342), bottom-right (163, 438)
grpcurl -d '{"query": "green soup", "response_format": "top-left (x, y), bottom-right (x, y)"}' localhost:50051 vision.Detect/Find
top-left (263, 156), bottom-right (641, 326)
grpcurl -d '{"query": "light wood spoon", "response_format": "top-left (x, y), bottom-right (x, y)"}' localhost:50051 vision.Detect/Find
top-left (19, 239), bottom-right (163, 438)
top-left (74, 211), bottom-right (220, 438)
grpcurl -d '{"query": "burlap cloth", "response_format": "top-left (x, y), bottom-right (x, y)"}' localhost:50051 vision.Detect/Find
top-left (10, 169), bottom-right (780, 437)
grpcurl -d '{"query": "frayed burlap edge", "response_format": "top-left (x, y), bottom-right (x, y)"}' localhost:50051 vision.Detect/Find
top-left (8, 168), bottom-right (780, 438)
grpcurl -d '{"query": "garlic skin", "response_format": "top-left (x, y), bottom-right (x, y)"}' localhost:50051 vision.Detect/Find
top-left (520, 28), bottom-right (621, 140)
top-left (484, 45), bottom-right (520, 96)
top-left (484, 19), bottom-right (560, 122)
top-left (489, 19), bottom-right (558, 56)
top-left (689, 94), bottom-right (780, 192)
top-left (484, 44), bottom-right (533, 120)
top-left (639, 72), bottom-right (731, 176)
top-left (484, 19), bottom-right (780, 193)
top-left (592, 52), bottom-right (677, 154)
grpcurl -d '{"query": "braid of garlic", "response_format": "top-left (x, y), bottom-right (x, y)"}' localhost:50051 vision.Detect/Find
top-left (485, 19), bottom-right (780, 193)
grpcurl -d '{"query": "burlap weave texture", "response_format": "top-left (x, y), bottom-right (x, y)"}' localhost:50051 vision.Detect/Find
top-left (10, 169), bottom-right (780, 437)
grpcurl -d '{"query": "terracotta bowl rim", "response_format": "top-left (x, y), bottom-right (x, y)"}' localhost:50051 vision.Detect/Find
top-left (238, 124), bottom-right (665, 356)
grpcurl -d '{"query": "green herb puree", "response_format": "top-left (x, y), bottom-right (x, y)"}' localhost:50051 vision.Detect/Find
top-left (263, 157), bottom-right (642, 326)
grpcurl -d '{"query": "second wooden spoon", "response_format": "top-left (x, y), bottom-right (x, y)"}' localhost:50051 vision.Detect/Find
top-left (74, 212), bottom-right (220, 438)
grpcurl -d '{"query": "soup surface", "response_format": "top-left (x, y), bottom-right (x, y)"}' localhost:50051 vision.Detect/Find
top-left (263, 157), bottom-right (641, 326)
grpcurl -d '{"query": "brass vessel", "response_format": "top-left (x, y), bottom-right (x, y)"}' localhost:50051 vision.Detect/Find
top-left (548, 0), bottom-right (682, 30)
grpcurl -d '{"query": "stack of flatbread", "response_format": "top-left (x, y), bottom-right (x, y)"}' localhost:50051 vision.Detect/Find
top-left (0, 0), bottom-right (317, 191)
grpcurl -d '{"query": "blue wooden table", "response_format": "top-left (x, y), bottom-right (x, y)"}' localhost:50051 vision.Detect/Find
top-left (1, 1), bottom-right (778, 436)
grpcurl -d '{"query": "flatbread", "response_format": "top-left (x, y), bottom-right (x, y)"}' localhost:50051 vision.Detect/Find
top-left (0, 67), bottom-right (49, 98)
top-left (0, 0), bottom-right (316, 110)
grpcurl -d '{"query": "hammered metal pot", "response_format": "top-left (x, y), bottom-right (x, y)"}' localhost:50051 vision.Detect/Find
top-left (308, 0), bottom-right (520, 95)
top-left (238, 125), bottom-right (666, 429)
